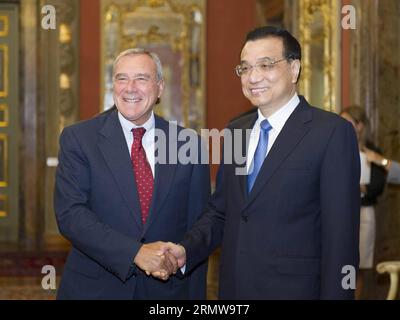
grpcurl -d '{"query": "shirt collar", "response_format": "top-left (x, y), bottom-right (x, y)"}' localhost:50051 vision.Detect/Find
top-left (256, 93), bottom-right (300, 132)
top-left (118, 111), bottom-right (155, 135)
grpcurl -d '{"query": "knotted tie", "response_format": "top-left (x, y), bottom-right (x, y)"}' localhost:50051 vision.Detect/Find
top-left (247, 119), bottom-right (272, 193)
top-left (131, 128), bottom-right (154, 225)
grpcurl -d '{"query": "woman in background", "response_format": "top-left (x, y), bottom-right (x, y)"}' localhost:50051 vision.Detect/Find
top-left (340, 106), bottom-right (386, 299)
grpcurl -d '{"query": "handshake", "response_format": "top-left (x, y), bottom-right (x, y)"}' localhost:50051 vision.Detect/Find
top-left (133, 241), bottom-right (187, 281)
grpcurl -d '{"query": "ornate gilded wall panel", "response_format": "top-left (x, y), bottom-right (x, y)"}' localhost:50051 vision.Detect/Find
top-left (0, 194), bottom-right (7, 217)
top-left (298, 0), bottom-right (341, 112)
top-left (341, 0), bottom-right (400, 300)
top-left (0, 15), bottom-right (8, 37)
top-left (373, 0), bottom-right (400, 300)
top-left (347, 0), bottom-right (380, 140)
top-left (0, 4), bottom-right (18, 240)
top-left (0, 133), bottom-right (7, 188)
top-left (40, 0), bottom-right (79, 245)
top-left (0, 43), bottom-right (8, 97)
top-left (0, 104), bottom-right (8, 127)
top-left (101, 0), bottom-right (206, 131)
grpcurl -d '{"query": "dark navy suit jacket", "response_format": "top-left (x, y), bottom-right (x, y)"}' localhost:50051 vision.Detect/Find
top-left (54, 108), bottom-right (210, 299)
top-left (182, 96), bottom-right (361, 299)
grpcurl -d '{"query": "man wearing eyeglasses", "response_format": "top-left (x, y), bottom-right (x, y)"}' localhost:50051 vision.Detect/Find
top-left (161, 26), bottom-right (361, 299)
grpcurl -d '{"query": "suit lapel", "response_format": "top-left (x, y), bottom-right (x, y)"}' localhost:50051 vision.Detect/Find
top-left (97, 109), bottom-right (143, 228)
top-left (142, 116), bottom-right (177, 235)
top-left (236, 114), bottom-right (257, 201)
top-left (244, 99), bottom-right (312, 210)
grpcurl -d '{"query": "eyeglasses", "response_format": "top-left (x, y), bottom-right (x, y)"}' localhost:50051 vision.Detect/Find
top-left (234, 57), bottom-right (287, 77)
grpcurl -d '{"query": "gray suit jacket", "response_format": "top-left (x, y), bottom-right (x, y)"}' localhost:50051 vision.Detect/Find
top-left (388, 161), bottom-right (400, 184)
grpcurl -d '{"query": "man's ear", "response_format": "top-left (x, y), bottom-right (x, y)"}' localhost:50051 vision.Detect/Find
top-left (291, 60), bottom-right (301, 83)
top-left (158, 79), bottom-right (165, 97)
top-left (155, 79), bottom-right (165, 105)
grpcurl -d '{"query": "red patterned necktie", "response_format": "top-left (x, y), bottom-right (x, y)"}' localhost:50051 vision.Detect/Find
top-left (131, 127), bottom-right (154, 225)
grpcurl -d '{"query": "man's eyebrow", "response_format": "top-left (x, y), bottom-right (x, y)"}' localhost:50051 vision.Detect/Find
top-left (114, 72), bottom-right (129, 78)
top-left (134, 73), bottom-right (151, 78)
top-left (240, 56), bottom-right (275, 64)
top-left (114, 72), bottom-right (151, 78)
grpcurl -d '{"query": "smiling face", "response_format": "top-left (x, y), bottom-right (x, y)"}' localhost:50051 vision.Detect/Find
top-left (240, 37), bottom-right (300, 117)
top-left (113, 53), bottom-right (165, 125)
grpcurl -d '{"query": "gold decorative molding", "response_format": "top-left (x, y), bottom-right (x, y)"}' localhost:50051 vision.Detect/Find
top-left (56, 0), bottom-right (79, 132)
top-left (59, 23), bottom-right (72, 43)
top-left (59, 73), bottom-right (71, 89)
top-left (0, 44), bottom-right (8, 97)
top-left (101, 0), bottom-right (206, 131)
top-left (37, 0), bottom-right (80, 245)
top-left (299, 0), bottom-right (340, 112)
top-left (0, 133), bottom-right (8, 187)
top-left (0, 15), bottom-right (8, 37)
top-left (0, 104), bottom-right (9, 127)
top-left (0, 194), bottom-right (7, 217)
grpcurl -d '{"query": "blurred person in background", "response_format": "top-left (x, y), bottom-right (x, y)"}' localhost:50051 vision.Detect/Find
top-left (364, 149), bottom-right (400, 184)
top-left (341, 106), bottom-right (386, 299)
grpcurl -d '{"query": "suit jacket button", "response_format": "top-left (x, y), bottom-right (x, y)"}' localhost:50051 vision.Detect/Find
top-left (140, 238), bottom-right (146, 243)
top-left (242, 216), bottom-right (248, 222)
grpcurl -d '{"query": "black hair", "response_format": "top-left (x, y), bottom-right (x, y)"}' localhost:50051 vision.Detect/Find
top-left (244, 25), bottom-right (301, 61)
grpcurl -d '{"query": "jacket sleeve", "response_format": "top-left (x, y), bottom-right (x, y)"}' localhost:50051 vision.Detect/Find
top-left (54, 127), bottom-right (141, 282)
top-left (181, 155), bottom-right (226, 275)
top-left (319, 120), bottom-right (361, 299)
top-left (185, 137), bottom-right (211, 299)
top-left (364, 164), bottom-right (386, 200)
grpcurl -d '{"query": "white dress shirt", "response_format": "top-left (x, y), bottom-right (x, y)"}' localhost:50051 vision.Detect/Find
top-left (118, 111), bottom-right (155, 177)
top-left (246, 94), bottom-right (300, 174)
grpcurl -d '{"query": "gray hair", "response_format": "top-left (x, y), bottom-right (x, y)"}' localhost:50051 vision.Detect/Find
top-left (112, 48), bottom-right (163, 81)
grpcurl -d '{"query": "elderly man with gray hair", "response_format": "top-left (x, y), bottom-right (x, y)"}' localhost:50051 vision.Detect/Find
top-left (54, 48), bottom-right (210, 299)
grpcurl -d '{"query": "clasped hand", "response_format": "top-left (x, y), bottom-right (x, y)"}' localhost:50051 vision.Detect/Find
top-left (133, 241), bottom-right (186, 281)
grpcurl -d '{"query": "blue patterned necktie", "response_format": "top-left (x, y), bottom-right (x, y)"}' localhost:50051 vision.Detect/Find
top-left (247, 119), bottom-right (272, 193)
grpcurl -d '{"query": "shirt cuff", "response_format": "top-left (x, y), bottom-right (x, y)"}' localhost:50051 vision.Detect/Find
top-left (180, 265), bottom-right (186, 274)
